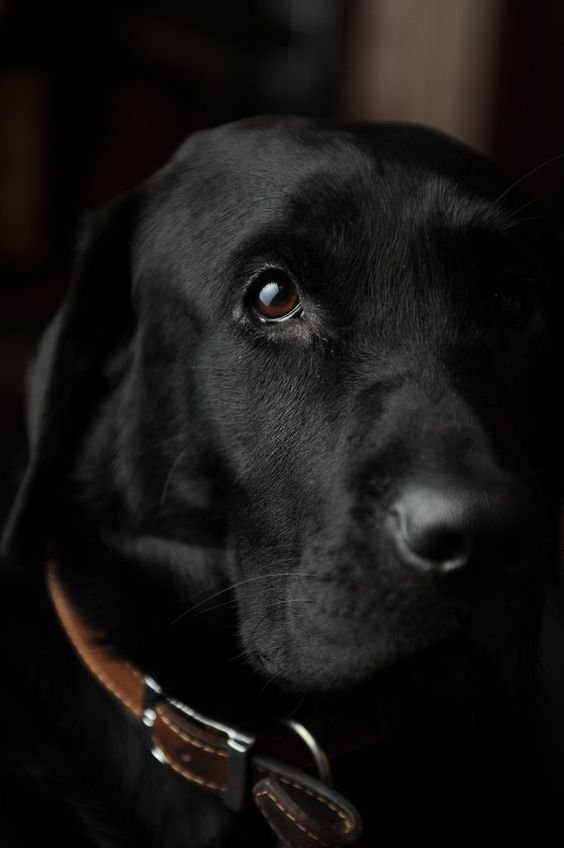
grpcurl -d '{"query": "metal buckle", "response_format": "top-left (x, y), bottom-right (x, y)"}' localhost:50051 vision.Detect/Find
top-left (281, 718), bottom-right (333, 786)
top-left (143, 677), bottom-right (255, 810)
top-left (143, 678), bottom-right (332, 809)
top-left (223, 731), bottom-right (256, 810)
top-left (166, 694), bottom-right (256, 811)
top-left (142, 678), bottom-right (334, 812)
top-left (142, 676), bottom-right (167, 764)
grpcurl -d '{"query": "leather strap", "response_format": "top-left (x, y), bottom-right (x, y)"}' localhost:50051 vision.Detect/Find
top-left (46, 561), bottom-right (364, 847)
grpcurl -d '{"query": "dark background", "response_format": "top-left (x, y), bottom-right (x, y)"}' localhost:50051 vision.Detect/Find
top-left (1, 0), bottom-right (563, 527)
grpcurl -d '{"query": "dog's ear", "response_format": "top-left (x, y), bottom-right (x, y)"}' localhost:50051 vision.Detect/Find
top-left (1, 189), bottom-right (139, 566)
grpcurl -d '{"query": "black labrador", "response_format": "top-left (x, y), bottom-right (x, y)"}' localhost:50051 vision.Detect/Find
top-left (1, 116), bottom-right (562, 847)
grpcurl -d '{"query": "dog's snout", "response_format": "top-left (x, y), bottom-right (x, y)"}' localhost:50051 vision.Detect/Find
top-left (388, 478), bottom-right (534, 574)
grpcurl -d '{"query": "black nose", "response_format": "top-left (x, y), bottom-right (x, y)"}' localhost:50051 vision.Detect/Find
top-left (388, 479), bottom-right (534, 573)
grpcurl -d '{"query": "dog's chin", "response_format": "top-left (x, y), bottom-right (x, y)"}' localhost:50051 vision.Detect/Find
top-left (254, 623), bottom-right (460, 695)
top-left (249, 625), bottom-right (530, 753)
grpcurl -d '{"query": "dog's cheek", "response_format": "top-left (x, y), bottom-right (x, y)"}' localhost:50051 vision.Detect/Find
top-left (195, 328), bottom-right (339, 475)
top-left (235, 594), bottom-right (290, 677)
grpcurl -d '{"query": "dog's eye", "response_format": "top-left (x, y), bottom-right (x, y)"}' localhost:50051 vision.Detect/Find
top-left (491, 280), bottom-right (534, 328)
top-left (248, 271), bottom-right (302, 323)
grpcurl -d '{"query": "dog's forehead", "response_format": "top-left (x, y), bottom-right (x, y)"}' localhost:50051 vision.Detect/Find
top-left (135, 119), bottom-right (518, 319)
top-left (171, 116), bottom-right (504, 185)
top-left (161, 118), bottom-right (506, 220)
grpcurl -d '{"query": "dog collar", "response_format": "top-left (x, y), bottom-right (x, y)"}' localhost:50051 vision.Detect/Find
top-left (46, 561), bottom-right (364, 848)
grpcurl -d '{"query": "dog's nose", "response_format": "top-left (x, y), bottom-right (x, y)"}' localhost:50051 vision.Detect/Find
top-left (388, 479), bottom-right (533, 573)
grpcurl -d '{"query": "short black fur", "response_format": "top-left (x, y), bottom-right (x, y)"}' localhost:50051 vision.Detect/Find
top-left (1, 116), bottom-right (563, 846)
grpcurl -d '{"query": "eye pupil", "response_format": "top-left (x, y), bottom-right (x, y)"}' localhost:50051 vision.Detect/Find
top-left (251, 272), bottom-right (302, 322)
top-left (258, 281), bottom-right (291, 310)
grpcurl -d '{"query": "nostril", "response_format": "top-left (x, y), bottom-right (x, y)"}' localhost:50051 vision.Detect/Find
top-left (406, 525), bottom-right (471, 566)
top-left (388, 479), bottom-right (534, 575)
top-left (390, 495), bottom-right (473, 573)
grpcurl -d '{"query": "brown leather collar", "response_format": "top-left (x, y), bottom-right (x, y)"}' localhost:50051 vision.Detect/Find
top-left (46, 561), bottom-right (365, 847)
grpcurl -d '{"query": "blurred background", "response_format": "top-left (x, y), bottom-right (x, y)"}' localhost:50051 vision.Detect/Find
top-left (1, 0), bottom-right (563, 523)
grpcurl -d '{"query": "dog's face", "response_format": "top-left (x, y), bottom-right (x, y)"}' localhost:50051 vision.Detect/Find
top-left (5, 118), bottom-right (562, 706)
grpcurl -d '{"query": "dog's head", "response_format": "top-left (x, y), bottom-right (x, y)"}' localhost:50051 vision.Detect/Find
top-left (3, 117), bottom-right (563, 711)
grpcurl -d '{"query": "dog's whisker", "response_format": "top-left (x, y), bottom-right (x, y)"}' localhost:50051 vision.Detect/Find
top-left (194, 595), bottom-right (315, 618)
top-left (507, 194), bottom-right (550, 221)
top-left (261, 598), bottom-right (315, 609)
top-left (227, 639), bottom-right (287, 665)
top-left (258, 670), bottom-right (284, 696)
top-left (227, 646), bottom-right (256, 664)
top-left (193, 597), bottom-right (239, 616)
top-left (239, 610), bottom-right (278, 655)
top-left (286, 692), bottom-right (307, 718)
top-left (492, 152), bottom-right (564, 206)
top-left (226, 600), bottom-right (314, 664)
top-left (176, 575), bottom-right (286, 614)
top-left (170, 572), bottom-right (317, 624)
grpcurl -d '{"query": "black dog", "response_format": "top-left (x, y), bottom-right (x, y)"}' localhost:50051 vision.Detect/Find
top-left (1, 116), bottom-right (562, 847)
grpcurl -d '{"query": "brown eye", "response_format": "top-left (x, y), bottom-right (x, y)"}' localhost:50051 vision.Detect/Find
top-left (250, 271), bottom-right (302, 323)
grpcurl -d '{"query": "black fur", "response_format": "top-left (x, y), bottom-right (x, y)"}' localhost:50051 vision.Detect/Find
top-left (1, 116), bottom-right (563, 846)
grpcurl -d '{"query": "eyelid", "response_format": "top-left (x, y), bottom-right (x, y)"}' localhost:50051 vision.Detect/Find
top-left (244, 262), bottom-right (296, 294)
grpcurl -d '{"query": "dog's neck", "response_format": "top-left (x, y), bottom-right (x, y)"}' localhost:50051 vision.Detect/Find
top-left (2, 531), bottom-right (554, 846)
top-left (45, 541), bottom-right (264, 847)
top-left (45, 559), bottom-right (368, 847)
top-left (50, 519), bottom-right (289, 721)
top-left (37, 522), bottom-right (369, 848)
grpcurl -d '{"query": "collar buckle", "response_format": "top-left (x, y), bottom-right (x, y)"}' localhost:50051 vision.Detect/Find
top-left (223, 730), bottom-right (256, 810)
top-left (142, 676), bottom-right (255, 809)
top-left (142, 676), bottom-right (168, 764)
top-left (166, 695), bottom-right (256, 811)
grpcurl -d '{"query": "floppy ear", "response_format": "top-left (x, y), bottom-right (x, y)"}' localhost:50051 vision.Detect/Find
top-left (1, 189), bottom-right (139, 566)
